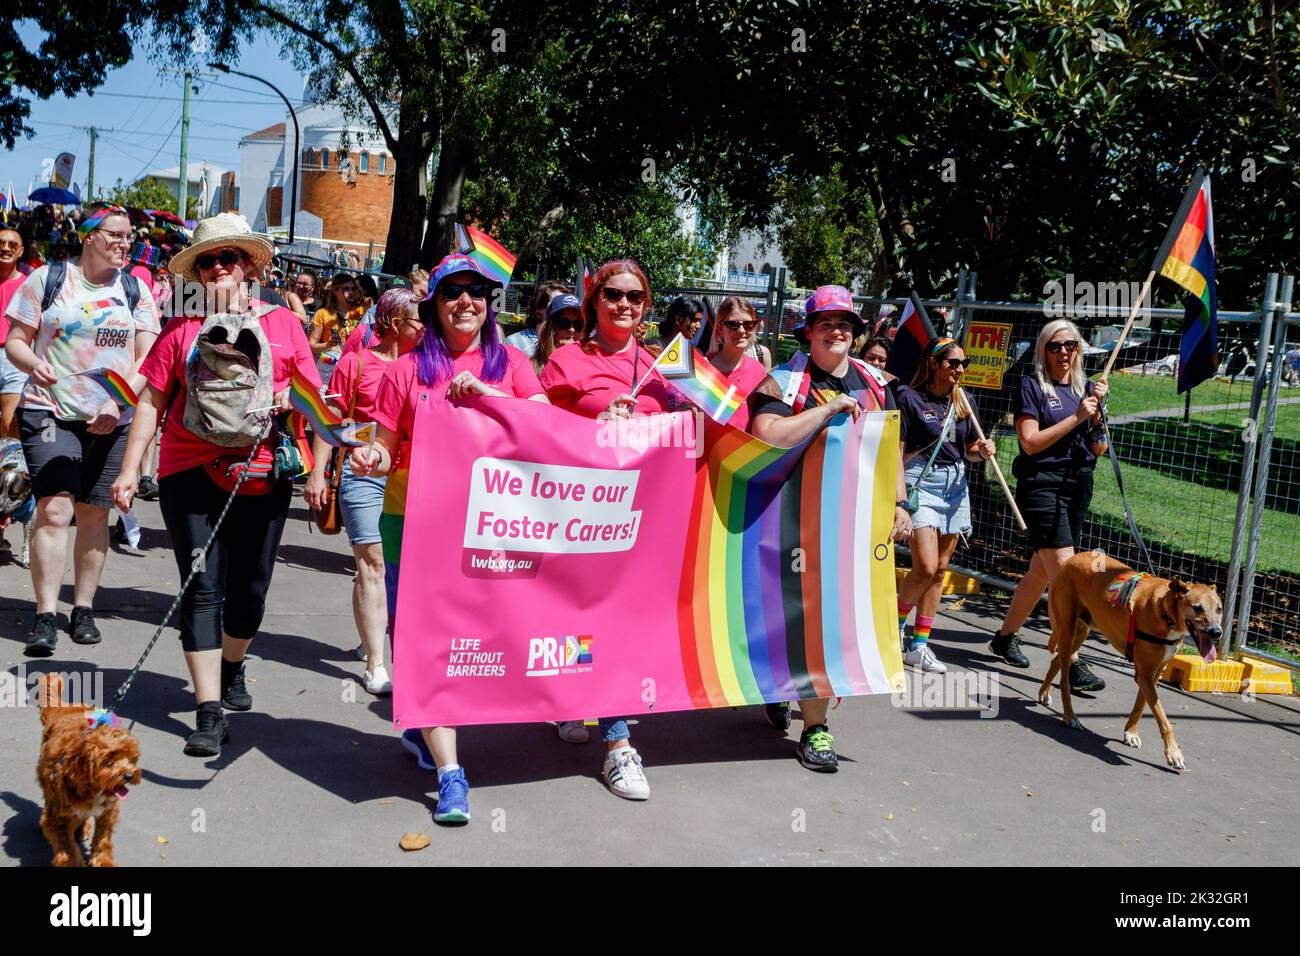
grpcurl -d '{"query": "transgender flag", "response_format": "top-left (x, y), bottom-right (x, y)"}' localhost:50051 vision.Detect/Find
top-left (1151, 168), bottom-right (1217, 394)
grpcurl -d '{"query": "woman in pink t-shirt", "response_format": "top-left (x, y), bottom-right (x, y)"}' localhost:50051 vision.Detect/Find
top-left (350, 253), bottom-right (546, 825)
top-left (111, 214), bottom-right (322, 759)
top-left (304, 288), bottom-right (424, 696)
top-left (538, 259), bottom-right (669, 802)
top-left (701, 296), bottom-right (769, 432)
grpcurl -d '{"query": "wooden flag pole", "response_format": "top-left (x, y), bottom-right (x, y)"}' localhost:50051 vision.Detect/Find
top-left (957, 386), bottom-right (1027, 531)
top-left (1100, 269), bottom-right (1158, 381)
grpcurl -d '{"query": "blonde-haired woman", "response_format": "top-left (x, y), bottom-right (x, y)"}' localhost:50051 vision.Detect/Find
top-left (988, 319), bottom-right (1109, 692)
top-left (895, 337), bottom-right (994, 673)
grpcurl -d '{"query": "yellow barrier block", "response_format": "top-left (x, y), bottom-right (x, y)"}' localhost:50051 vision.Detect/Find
top-left (894, 568), bottom-right (980, 595)
top-left (1239, 656), bottom-right (1295, 696)
top-left (1161, 654), bottom-right (1245, 693)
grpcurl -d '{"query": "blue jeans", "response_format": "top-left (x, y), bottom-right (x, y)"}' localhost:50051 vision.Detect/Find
top-left (599, 718), bottom-right (629, 743)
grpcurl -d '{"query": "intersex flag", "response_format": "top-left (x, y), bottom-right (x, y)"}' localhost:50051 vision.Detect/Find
top-left (884, 290), bottom-right (938, 384)
top-left (391, 396), bottom-right (904, 728)
top-left (1151, 168), bottom-right (1217, 393)
top-left (639, 333), bottom-right (745, 426)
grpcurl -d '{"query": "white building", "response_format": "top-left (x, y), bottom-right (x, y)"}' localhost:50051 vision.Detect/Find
top-left (237, 123), bottom-right (286, 232)
top-left (139, 161), bottom-right (233, 219)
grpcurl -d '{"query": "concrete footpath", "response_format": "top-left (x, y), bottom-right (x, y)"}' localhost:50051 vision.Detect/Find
top-left (2, 492), bottom-right (1297, 866)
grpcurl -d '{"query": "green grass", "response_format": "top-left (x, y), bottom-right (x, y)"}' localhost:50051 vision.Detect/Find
top-left (1106, 373), bottom-right (1256, 418)
top-left (992, 442), bottom-right (1300, 574)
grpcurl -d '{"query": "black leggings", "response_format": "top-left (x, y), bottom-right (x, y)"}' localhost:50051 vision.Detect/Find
top-left (159, 466), bottom-right (292, 652)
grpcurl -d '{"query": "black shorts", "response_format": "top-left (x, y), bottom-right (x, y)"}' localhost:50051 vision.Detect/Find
top-left (18, 408), bottom-right (129, 508)
top-left (1014, 466), bottom-right (1094, 552)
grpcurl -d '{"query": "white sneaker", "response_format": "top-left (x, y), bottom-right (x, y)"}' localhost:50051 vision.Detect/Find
top-left (354, 644), bottom-right (368, 662)
top-left (602, 746), bottom-right (650, 800)
top-left (899, 622), bottom-right (910, 655)
top-left (362, 664), bottom-right (392, 695)
top-left (904, 643), bottom-right (947, 673)
top-left (557, 720), bottom-right (590, 743)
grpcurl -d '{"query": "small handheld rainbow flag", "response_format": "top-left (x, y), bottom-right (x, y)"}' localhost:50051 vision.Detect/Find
top-left (1151, 168), bottom-right (1217, 394)
top-left (453, 224), bottom-right (516, 287)
top-left (287, 365), bottom-right (378, 448)
top-left (69, 368), bottom-right (138, 408)
top-left (636, 333), bottom-right (746, 426)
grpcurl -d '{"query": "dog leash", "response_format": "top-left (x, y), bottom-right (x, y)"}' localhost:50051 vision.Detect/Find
top-left (110, 415), bottom-right (275, 727)
top-left (1099, 409), bottom-right (1157, 576)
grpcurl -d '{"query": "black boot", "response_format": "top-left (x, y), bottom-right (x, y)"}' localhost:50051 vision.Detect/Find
top-left (1069, 659), bottom-right (1107, 693)
top-left (989, 630), bottom-right (1030, 668)
top-left (184, 702), bottom-right (230, 757)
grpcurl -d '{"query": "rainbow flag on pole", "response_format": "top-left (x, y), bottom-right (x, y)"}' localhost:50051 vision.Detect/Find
top-left (453, 224), bottom-right (516, 287)
top-left (646, 334), bottom-right (746, 426)
top-left (71, 368), bottom-right (138, 409)
top-left (1151, 168), bottom-right (1217, 394)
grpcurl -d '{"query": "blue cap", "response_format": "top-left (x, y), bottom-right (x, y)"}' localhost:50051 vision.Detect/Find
top-left (547, 293), bottom-right (582, 318)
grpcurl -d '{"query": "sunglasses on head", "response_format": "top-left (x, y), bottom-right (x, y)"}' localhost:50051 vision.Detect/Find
top-left (600, 287), bottom-right (647, 305)
top-left (195, 249), bottom-right (242, 271)
top-left (437, 281), bottom-right (489, 301)
top-left (1046, 340), bottom-right (1080, 354)
top-left (722, 319), bottom-right (759, 332)
top-left (942, 357), bottom-right (972, 370)
top-left (552, 317), bottom-right (584, 331)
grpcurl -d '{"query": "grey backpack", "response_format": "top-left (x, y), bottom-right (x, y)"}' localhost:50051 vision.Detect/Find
top-left (182, 307), bottom-right (276, 447)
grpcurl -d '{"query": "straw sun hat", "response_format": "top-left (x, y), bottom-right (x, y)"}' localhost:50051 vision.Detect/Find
top-left (167, 212), bottom-right (274, 281)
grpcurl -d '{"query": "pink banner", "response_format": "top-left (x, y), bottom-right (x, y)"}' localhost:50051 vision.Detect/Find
top-left (392, 396), bottom-right (903, 730)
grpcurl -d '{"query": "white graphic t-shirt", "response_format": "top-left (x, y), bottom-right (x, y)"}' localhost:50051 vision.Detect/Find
top-left (5, 263), bottom-right (160, 422)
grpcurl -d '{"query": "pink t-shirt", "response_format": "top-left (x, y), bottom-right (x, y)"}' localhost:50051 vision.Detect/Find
top-left (0, 273), bottom-right (24, 341)
top-left (140, 305), bottom-right (322, 479)
top-left (327, 347), bottom-right (393, 423)
top-left (538, 341), bottom-right (671, 419)
top-left (698, 354), bottom-right (767, 432)
top-left (373, 345), bottom-right (542, 466)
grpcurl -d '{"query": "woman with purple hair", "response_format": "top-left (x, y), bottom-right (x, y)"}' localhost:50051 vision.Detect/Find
top-left (306, 287), bottom-right (425, 695)
top-left (351, 253), bottom-right (547, 825)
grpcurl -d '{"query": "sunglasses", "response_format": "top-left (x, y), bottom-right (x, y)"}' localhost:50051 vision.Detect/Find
top-left (722, 319), bottom-right (759, 332)
top-left (942, 357), bottom-right (972, 370)
top-left (195, 249), bottom-right (243, 271)
top-left (600, 287), bottom-right (647, 305)
top-left (552, 317), bottom-right (584, 331)
top-left (1046, 340), bottom-right (1080, 354)
top-left (437, 282), bottom-right (489, 301)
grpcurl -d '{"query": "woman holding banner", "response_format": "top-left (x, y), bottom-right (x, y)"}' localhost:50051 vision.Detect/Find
top-left (987, 319), bottom-right (1109, 693)
top-left (894, 337), bottom-right (996, 673)
top-left (749, 284), bottom-right (912, 772)
top-left (352, 252), bottom-right (547, 825)
top-left (305, 288), bottom-right (424, 696)
top-left (538, 259), bottom-right (671, 801)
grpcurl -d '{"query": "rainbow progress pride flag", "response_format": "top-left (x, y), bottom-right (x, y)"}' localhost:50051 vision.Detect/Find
top-left (287, 365), bottom-right (371, 448)
top-left (647, 333), bottom-right (746, 426)
top-left (391, 397), bottom-right (903, 729)
top-left (1151, 168), bottom-right (1217, 394)
top-left (70, 368), bottom-right (138, 409)
top-left (453, 224), bottom-right (516, 287)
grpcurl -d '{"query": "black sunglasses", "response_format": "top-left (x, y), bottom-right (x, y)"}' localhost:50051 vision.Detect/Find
top-left (437, 282), bottom-right (489, 301)
top-left (722, 319), bottom-right (759, 332)
top-left (552, 317), bottom-right (584, 331)
top-left (195, 249), bottom-right (243, 271)
top-left (600, 287), bottom-right (647, 305)
top-left (943, 357), bottom-right (972, 370)
top-left (1046, 340), bottom-right (1080, 354)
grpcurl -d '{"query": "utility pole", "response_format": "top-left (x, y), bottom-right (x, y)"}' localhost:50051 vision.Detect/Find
top-left (73, 126), bottom-right (112, 200)
top-left (178, 69), bottom-right (193, 219)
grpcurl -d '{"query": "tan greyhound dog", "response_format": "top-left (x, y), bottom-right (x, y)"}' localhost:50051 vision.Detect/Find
top-left (1039, 551), bottom-right (1223, 771)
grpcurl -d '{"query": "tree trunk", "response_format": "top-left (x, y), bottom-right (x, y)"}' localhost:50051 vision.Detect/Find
top-left (514, 200), bottom-right (569, 267)
top-left (380, 108), bottom-right (433, 275)
top-left (420, 129), bottom-right (472, 268)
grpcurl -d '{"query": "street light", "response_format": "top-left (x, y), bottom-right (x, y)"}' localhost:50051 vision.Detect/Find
top-left (209, 62), bottom-right (299, 246)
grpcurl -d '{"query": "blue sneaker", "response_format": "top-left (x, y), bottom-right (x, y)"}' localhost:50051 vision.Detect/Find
top-left (401, 728), bottom-right (435, 771)
top-left (433, 768), bottom-right (470, 825)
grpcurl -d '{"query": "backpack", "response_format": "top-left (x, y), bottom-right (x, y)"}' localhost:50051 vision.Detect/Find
top-left (41, 261), bottom-right (141, 314)
top-left (181, 306), bottom-right (276, 447)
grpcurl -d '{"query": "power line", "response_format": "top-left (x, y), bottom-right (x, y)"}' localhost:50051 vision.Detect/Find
top-left (125, 116), bottom-right (184, 186)
top-left (38, 120), bottom-right (241, 143)
top-left (78, 91), bottom-right (285, 105)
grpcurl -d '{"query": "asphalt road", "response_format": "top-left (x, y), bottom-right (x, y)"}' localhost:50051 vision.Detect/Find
top-left (2, 494), bottom-right (1297, 866)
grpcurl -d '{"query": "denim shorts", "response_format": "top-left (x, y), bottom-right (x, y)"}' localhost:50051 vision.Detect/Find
top-left (338, 458), bottom-right (386, 546)
top-left (905, 459), bottom-right (971, 536)
top-left (0, 349), bottom-right (26, 394)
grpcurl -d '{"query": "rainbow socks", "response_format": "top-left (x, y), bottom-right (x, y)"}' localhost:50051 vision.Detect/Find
top-left (897, 598), bottom-right (915, 635)
top-left (913, 615), bottom-right (934, 647)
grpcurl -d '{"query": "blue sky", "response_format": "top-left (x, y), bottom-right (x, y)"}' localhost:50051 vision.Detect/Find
top-left (2, 28), bottom-right (309, 199)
